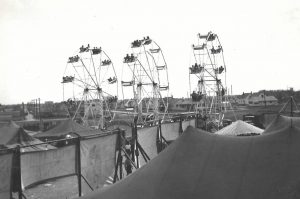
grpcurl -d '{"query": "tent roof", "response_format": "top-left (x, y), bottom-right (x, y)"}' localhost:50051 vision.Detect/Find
top-left (79, 116), bottom-right (300, 199)
top-left (34, 119), bottom-right (92, 138)
top-left (0, 121), bottom-right (55, 151)
top-left (263, 114), bottom-right (300, 133)
top-left (215, 120), bottom-right (263, 136)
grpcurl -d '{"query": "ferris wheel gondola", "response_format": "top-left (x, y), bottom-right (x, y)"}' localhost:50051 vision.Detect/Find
top-left (189, 32), bottom-right (228, 131)
top-left (62, 44), bottom-right (118, 129)
top-left (121, 36), bottom-right (170, 125)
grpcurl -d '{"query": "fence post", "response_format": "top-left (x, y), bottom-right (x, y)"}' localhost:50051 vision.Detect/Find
top-left (76, 137), bottom-right (82, 197)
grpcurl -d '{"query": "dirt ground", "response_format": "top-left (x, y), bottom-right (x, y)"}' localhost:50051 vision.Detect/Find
top-left (19, 176), bottom-right (96, 199)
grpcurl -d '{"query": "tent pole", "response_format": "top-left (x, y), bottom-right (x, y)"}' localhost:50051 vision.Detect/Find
top-left (76, 137), bottom-right (82, 197)
top-left (119, 152), bottom-right (123, 180)
top-left (134, 117), bottom-right (139, 168)
top-left (291, 96), bottom-right (293, 117)
top-left (179, 117), bottom-right (183, 134)
top-left (16, 146), bottom-right (22, 199)
top-left (113, 132), bottom-right (122, 183)
top-left (196, 113), bottom-right (198, 128)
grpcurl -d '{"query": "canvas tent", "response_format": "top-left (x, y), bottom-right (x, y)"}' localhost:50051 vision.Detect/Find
top-left (78, 116), bottom-right (300, 199)
top-left (263, 114), bottom-right (300, 133)
top-left (0, 122), bottom-right (55, 152)
top-left (215, 120), bottom-right (263, 136)
top-left (34, 119), bottom-right (95, 139)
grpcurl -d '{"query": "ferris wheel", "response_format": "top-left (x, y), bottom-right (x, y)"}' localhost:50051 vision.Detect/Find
top-left (121, 36), bottom-right (169, 125)
top-left (62, 44), bottom-right (118, 129)
top-left (189, 32), bottom-right (228, 130)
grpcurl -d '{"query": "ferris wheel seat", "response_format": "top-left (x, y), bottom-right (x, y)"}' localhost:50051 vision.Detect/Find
top-left (143, 40), bottom-right (152, 45)
top-left (67, 55), bottom-right (79, 63)
top-left (107, 77), bottom-right (117, 84)
top-left (121, 81), bottom-right (134, 86)
top-left (211, 46), bottom-right (222, 54)
top-left (159, 86), bottom-right (169, 90)
top-left (149, 48), bottom-right (161, 53)
top-left (123, 54), bottom-right (136, 63)
top-left (190, 65), bottom-right (204, 74)
top-left (79, 44), bottom-right (90, 53)
top-left (131, 40), bottom-right (142, 48)
top-left (207, 33), bottom-right (217, 41)
top-left (193, 44), bottom-right (206, 50)
top-left (92, 47), bottom-right (102, 55)
top-left (102, 59), bottom-right (112, 66)
top-left (62, 76), bottom-right (74, 83)
top-left (156, 65), bottom-right (166, 70)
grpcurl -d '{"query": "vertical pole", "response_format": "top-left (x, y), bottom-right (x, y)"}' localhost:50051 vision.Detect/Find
top-left (291, 96), bottom-right (293, 117)
top-left (16, 146), bottom-right (22, 199)
top-left (119, 153), bottom-right (123, 180)
top-left (76, 137), bottom-right (82, 197)
top-left (113, 152), bottom-right (120, 183)
top-left (159, 120), bottom-right (163, 151)
top-left (114, 131), bottom-right (123, 182)
top-left (35, 99), bottom-right (37, 119)
top-left (131, 124), bottom-right (135, 162)
top-left (134, 117), bottom-right (139, 168)
top-left (179, 117), bottom-right (183, 134)
top-left (157, 120), bottom-right (162, 153)
top-left (38, 98), bottom-right (41, 121)
top-left (195, 113), bottom-right (198, 128)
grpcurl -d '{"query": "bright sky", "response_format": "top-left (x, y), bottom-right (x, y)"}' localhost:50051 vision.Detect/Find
top-left (0, 0), bottom-right (300, 104)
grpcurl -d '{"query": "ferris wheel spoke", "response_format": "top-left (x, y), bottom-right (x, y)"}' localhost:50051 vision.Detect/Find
top-left (90, 52), bottom-right (100, 85)
top-left (80, 59), bottom-right (99, 87)
top-left (142, 45), bottom-right (155, 81)
top-left (73, 78), bottom-right (95, 90)
top-left (71, 63), bottom-right (88, 87)
top-left (135, 59), bottom-right (154, 82)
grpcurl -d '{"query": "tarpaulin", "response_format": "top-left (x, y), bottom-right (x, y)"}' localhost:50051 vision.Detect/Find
top-left (161, 122), bottom-right (180, 141)
top-left (21, 145), bottom-right (76, 188)
top-left (80, 133), bottom-right (117, 190)
top-left (182, 119), bottom-right (196, 131)
top-left (137, 126), bottom-right (158, 166)
top-left (0, 152), bottom-right (13, 199)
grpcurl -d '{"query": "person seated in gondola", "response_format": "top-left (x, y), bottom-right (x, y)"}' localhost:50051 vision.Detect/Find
top-left (218, 66), bottom-right (224, 74)
top-left (216, 45), bottom-right (222, 53)
top-left (92, 47), bottom-right (101, 55)
top-left (80, 45), bottom-right (85, 52)
top-left (211, 46), bottom-right (216, 54)
top-left (130, 54), bottom-right (135, 62)
top-left (108, 76), bottom-right (117, 84)
top-left (123, 54), bottom-right (130, 63)
top-left (208, 33), bottom-right (216, 41)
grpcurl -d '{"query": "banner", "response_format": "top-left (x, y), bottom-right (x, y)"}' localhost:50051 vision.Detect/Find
top-left (80, 133), bottom-right (117, 190)
top-left (161, 122), bottom-right (180, 141)
top-left (0, 152), bottom-right (13, 199)
top-left (137, 126), bottom-right (158, 166)
top-left (21, 145), bottom-right (76, 188)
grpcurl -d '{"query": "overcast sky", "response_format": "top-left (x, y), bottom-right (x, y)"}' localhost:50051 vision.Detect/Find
top-left (0, 0), bottom-right (299, 104)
